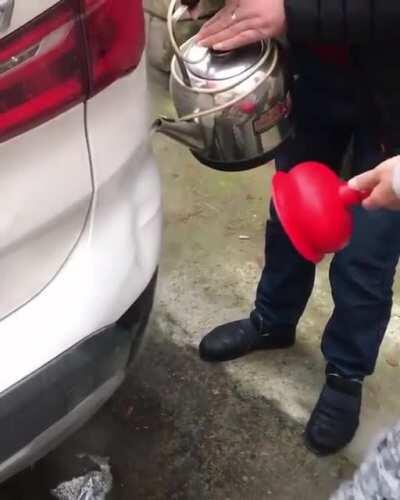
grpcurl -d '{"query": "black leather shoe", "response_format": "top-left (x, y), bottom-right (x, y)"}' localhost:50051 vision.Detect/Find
top-left (305, 372), bottom-right (362, 456)
top-left (199, 311), bottom-right (296, 362)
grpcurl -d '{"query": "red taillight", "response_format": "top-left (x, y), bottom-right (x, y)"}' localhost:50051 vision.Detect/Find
top-left (0, 0), bottom-right (145, 142)
top-left (83, 0), bottom-right (145, 95)
top-left (0, 1), bottom-right (85, 141)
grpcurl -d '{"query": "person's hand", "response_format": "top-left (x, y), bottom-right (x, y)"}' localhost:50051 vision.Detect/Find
top-left (196, 0), bottom-right (286, 51)
top-left (349, 156), bottom-right (400, 210)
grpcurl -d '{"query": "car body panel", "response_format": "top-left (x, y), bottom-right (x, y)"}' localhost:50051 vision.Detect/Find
top-left (0, 59), bottom-right (161, 395)
top-left (0, 0), bottom-right (161, 479)
top-left (0, 0), bottom-right (93, 320)
top-left (0, 107), bottom-right (92, 319)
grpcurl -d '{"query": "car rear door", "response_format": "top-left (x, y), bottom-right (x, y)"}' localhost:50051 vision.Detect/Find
top-left (0, 0), bottom-right (93, 319)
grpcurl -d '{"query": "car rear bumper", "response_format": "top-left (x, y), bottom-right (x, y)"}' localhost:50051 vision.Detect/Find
top-left (0, 272), bottom-right (157, 484)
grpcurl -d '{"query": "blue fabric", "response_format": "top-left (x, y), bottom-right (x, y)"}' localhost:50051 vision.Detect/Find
top-left (255, 48), bottom-right (400, 378)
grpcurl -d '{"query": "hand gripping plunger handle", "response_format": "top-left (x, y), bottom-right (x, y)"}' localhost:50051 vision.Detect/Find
top-left (339, 184), bottom-right (370, 207)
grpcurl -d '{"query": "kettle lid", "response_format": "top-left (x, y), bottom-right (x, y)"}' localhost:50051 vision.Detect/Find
top-left (183, 41), bottom-right (264, 81)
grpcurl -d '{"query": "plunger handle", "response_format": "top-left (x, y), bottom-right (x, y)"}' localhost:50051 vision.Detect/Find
top-left (339, 184), bottom-right (370, 207)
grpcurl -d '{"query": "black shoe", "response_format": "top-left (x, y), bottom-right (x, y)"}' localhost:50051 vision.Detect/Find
top-left (199, 311), bottom-right (296, 362)
top-left (305, 371), bottom-right (362, 456)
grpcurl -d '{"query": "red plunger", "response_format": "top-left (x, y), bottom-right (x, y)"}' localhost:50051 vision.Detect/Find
top-left (272, 162), bottom-right (369, 263)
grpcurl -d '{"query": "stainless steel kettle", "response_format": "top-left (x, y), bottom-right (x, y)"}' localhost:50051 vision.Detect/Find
top-left (153, 0), bottom-right (293, 171)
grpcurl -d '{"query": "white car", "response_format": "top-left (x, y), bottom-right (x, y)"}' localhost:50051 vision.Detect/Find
top-left (0, 0), bottom-right (162, 482)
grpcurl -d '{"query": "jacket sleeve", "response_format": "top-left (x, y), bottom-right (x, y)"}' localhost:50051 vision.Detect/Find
top-left (284, 0), bottom-right (400, 44)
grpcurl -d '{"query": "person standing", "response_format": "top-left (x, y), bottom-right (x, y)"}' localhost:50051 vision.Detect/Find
top-left (329, 160), bottom-right (400, 497)
top-left (192, 0), bottom-right (400, 455)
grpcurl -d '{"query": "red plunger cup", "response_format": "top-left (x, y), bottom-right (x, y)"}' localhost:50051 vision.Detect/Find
top-left (272, 162), bottom-right (369, 263)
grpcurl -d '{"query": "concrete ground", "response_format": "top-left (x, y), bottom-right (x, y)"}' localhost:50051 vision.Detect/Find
top-left (2, 66), bottom-right (400, 499)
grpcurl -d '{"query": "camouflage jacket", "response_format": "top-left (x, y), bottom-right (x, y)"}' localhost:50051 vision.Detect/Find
top-left (331, 423), bottom-right (400, 500)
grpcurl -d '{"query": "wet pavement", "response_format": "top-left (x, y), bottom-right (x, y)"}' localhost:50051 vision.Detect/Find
top-left (0, 323), bottom-right (352, 500)
top-left (2, 64), bottom-right (400, 499)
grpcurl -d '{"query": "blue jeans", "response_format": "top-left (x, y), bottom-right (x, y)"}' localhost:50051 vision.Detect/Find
top-left (255, 48), bottom-right (400, 379)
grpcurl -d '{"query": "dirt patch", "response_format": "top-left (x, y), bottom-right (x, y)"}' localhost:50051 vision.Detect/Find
top-left (1, 317), bottom-right (353, 500)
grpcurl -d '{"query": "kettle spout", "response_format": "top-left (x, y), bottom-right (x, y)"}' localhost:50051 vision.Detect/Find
top-left (152, 117), bottom-right (205, 151)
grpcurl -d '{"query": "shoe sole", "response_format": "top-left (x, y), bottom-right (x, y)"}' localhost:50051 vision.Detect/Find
top-left (303, 432), bottom-right (345, 457)
top-left (199, 341), bottom-right (296, 363)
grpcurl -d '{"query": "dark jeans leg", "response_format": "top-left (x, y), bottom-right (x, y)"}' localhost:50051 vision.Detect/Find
top-left (322, 129), bottom-right (400, 378)
top-left (255, 194), bottom-right (316, 329)
top-left (256, 136), bottom-right (345, 328)
top-left (255, 69), bottom-right (353, 329)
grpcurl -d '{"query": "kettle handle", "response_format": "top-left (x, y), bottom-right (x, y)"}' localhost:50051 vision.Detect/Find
top-left (151, 45), bottom-right (285, 136)
top-left (163, 45), bottom-right (281, 124)
top-left (163, 0), bottom-right (282, 124)
top-left (168, 0), bottom-right (275, 95)
top-left (168, 0), bottom-right (209, 61)
top-left (167, 1), bottom-right (192, 86)
top-left (168, 0), bottom-right (212, 87)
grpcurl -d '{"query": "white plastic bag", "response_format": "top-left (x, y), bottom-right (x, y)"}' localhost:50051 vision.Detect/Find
top-left (51, 456), bottom-right (113, 500)
top-left (331, 423), bottom-right (400, 500)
